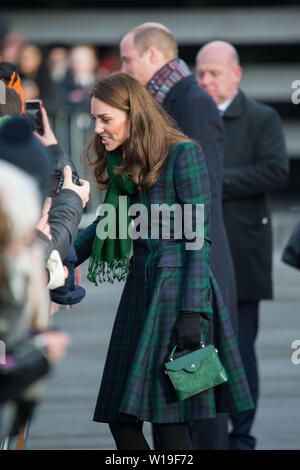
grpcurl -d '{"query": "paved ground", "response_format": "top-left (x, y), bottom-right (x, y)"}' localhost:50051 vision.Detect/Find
top-left (26, 209), bottom-right (300, 450)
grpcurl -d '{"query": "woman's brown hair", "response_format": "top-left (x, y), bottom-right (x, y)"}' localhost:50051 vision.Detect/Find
top-left (85, 72), bottom-right (192, 192)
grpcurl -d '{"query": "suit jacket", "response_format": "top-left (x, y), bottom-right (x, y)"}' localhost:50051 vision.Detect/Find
top-left (222, 90), bottom-right (289, 300)
top-left (163, 75), bottom-right (238, 332)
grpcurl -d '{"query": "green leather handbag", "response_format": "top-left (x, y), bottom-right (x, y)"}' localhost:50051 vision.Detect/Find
top-left (164, 344), bottom-right (228, 401)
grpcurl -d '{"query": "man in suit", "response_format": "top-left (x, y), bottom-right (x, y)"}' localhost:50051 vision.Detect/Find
top-left (120, 23), bottom-right (238, 450)
top-left (196, 40), bottom-right (289, 449)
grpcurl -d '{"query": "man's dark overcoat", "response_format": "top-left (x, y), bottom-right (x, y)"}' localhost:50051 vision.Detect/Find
top-left (222, 90), bottom-right (289, 300)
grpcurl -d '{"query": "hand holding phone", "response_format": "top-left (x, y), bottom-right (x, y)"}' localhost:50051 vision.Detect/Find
top-left (28, 105), bottom-right (81, 197)
top-left (31, 105), bottom-right (58, 146)
top-left (25, 99), bottom-right (44, 135)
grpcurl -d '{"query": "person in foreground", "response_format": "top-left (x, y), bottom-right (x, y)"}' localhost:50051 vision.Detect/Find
top-left (74, 72), bottom-right (253, 450)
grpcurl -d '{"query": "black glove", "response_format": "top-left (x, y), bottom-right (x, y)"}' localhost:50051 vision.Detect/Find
top-left (174, 312), bottom-right (209, 351)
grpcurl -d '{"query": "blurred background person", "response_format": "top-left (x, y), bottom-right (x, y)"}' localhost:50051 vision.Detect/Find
top-left (21, 78), bottom-right (40, 101)
top-left (48, 46), bottom-right (69, 84)
top-left (18, 43), bottom-right (42, 84)
top-left (0, 32), bottom-right (26, 65)
top-left (0, 11), bottom-right (10, 52)
top-left (98, 47), bottom-right (121, 76)
top-left (63, 44), bottom-right (99, 109)
top-left (45, 46), bottom-right (69, 111)
top-left (18, 43), bottom-right (52, 105)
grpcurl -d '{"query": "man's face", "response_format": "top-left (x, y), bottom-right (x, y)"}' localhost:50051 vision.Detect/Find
top-left (120, 34), bottom-right (154, 85)
top-left (196, 49), bottom-right (241, 105)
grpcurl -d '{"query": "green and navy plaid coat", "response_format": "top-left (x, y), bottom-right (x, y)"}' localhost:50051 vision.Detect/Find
top-left (75, 142), bottom-right (253, 423)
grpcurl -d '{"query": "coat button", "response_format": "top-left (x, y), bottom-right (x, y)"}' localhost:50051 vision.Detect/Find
top-left (262, 217), bottom-right (268, 225)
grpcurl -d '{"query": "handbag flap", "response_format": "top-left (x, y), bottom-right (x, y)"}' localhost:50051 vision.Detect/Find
top-left (165, 345), bottom-right (215, 373)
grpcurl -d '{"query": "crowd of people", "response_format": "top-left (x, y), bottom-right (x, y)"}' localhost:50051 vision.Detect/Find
top-left (0, 31), bottom-right (120, 112)
top-left (0, 19), bottom-right (290, 451)
top-left (0, 57), bottom-right (91, 447)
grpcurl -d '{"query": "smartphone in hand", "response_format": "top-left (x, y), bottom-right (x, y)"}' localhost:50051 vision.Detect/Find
top-left (25, 99), bottom-right (44, 135)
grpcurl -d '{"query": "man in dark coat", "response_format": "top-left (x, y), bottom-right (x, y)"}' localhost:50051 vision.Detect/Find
top-left (196, 40), bottom-right (289, 449)
top-left (120, 23), bottom-right (238, 450)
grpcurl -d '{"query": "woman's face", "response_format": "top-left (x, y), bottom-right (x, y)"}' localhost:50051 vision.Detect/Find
top-left (91, 97), bottom-right (130, 151)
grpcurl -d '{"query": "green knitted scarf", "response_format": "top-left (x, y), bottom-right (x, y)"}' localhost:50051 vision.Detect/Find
top-left (87, 149), bottom-right (137, 285)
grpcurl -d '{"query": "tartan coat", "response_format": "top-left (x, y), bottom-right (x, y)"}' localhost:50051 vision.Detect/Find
top-left (74, 141), bottom-right (253, 424)
top-left (162, 75), bottom-right (238, 334)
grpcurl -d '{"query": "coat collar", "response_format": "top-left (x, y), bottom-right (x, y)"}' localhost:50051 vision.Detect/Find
top-left (223, 89), bottom-right (247, 118)
top-left (163, 75), bottom-right (197, 104)
top-left (147, 59), bottom-right (191, 105)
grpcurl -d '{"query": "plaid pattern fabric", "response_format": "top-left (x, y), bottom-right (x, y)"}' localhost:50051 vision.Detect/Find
top-left (92, 142), bottom-right (253, 423)
top-left (147, 58), bottom-right (191, 105)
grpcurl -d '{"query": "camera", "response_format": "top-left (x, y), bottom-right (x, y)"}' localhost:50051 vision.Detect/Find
top-left (52, 154), bottom-right (80, 195)
top-left (53, 168), bottom-right (79, 194)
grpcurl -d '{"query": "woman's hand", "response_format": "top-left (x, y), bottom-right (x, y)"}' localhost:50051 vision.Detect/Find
top-left (174, 312), bottom-right (209, 351)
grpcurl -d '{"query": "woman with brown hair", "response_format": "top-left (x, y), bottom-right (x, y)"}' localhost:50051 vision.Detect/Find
top-left (74, 72), bottom-right (253, 450)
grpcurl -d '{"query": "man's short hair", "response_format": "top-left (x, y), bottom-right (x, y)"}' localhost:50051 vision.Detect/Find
top-left (130, 24), bottom-right (178, 60)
